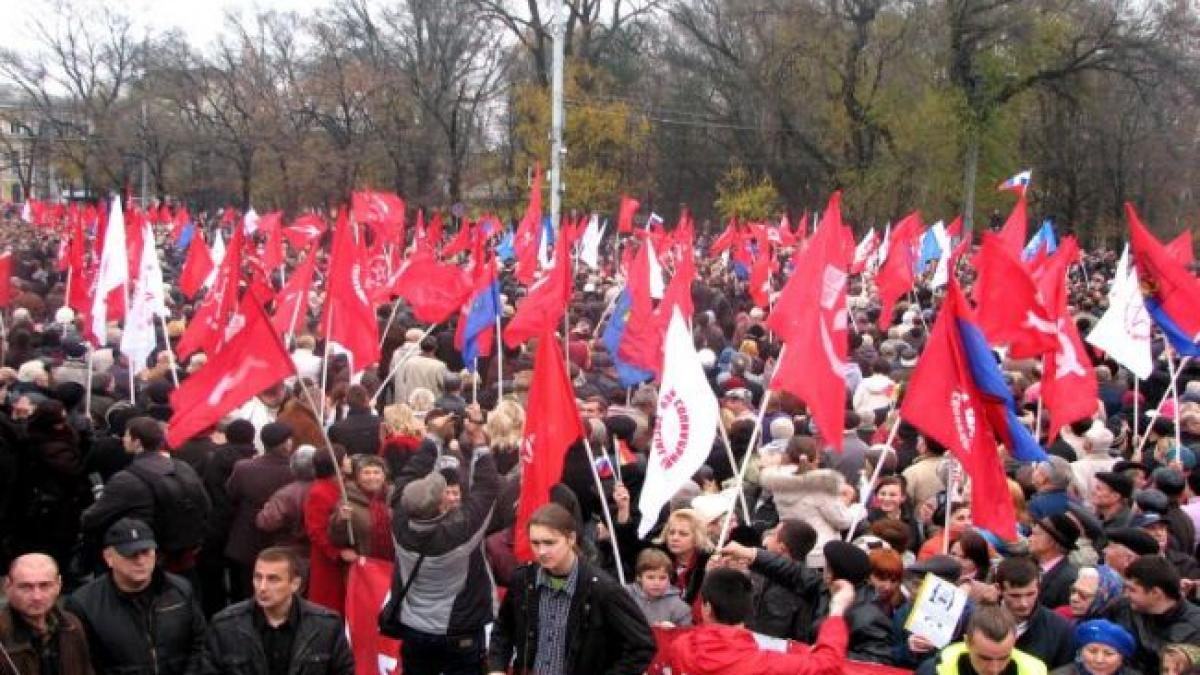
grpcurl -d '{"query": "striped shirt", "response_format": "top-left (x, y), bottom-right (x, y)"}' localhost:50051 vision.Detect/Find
top-left (533, 562), bottom-right (579, 675)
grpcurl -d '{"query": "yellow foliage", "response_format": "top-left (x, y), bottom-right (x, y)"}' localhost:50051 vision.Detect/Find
top-left (715, 167), bottom-right (780, 221)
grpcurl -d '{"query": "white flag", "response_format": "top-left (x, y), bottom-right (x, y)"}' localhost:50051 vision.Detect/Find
top-left (1086, 246), bottom-right (1153, 379)
top-left (930, 220), bottom-right (953, 289)
top-left (579, 214), bottom-right (606, 270)
top-left (638, 308), bottom-right (719, 537)
top-left (647, 238), bottom-right (665, 300)
top-left (205, 230), bottom-right (226, 290)
top-left (121, 228), bottom-right (163, 374)
top-left (91, 195), bottom-right (128, 345)
top-left (243, 207), bottom-right (259, 235)
top-left (852, 227), bottom-right (878, 269)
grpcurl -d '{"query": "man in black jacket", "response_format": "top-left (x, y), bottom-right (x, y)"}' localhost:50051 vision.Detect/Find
top-left (382, 408), bottom-right (498, 675)
top-left (199, 547), bottom-right (353, 675)
top-left (1105, 554), bottom-right (1200, 674)
top-left (66, 519), bottom-right (206, 675)
top-left (328, 385), bottom-right (380, 456)
top-left (79, 416), bottom-right (211, 573)
top-left (994, 555), bottom-right (1074, 670)
top-left (1029, 514), bottom-right (1080, 608)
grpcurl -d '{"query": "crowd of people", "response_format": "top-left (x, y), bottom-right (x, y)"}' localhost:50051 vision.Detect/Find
top-left (0, 211), bottom-right (1198, 675)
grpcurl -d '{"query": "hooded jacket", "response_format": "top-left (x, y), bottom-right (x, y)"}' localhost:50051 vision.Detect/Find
top-left (759, 468), bottom-right (851, 568)
top-left (664, 616), bottom-right (849, 675)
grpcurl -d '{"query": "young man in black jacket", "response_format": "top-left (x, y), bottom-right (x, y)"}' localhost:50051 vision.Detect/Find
top-left (199, 547), bottom-right (353, 675)
top-left (66, 519), bottom-right (206, 675)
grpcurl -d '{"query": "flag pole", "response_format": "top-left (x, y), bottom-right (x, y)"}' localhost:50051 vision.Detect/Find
top-left (157, 314), bottom-right (180, 387)
top-left (942, 460), bottom-right (959, 555)
top-left (123, 278), bottom-right (135, 404)
top-left (845, 429), bottom-right (899, 541)
top-left (495, 314), bottom-right (504, 400)
top-left (1131, 375), bottom-right (1140, 451)
top-left (295, 376), bottom-right (355, 546)
top-left (715, 346), bottom-right (784, 551)
top-left (1165, 349), bottom-right (1184, 456)
top-left (1131, 355), bottom-right (1190, 462)
top-left (319, 305), bottom-right (334, 423)
top-left (370, 323), bottom-right (438, 407)
top-left (471, 359), bottom-right (479, 403)
top-left (378, 297), bottom-right (402, 350)
top-left (581, 435), bottom-right (626, 585)
top-left (715, 422), bottom-right (753, 523)
top-left (84, 344), bottom-right (94, 421)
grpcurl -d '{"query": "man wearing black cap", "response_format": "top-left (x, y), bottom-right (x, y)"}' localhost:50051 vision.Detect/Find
top-left (1028, 515), bottom-right (1080, 608)
top-left (67, 519), bottom-right (206, 675)
top-left (812, 541), bottom-right (895, 665)
top-left (1092, 471), bottom-right (1134, 528)
top-left (1102, 527), bottom-right (1159, 577)
top-left (224, 422), bottom-right (296, 601)
top-left (1153, 468), bottom-right (1196, 555)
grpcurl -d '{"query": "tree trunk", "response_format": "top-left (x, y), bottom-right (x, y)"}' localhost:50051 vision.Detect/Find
top-left (961, 130), bottom-right (980, 238)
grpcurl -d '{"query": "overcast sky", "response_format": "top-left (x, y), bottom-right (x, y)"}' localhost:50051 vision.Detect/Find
top-left (0, 0), bottom-right (331, 55)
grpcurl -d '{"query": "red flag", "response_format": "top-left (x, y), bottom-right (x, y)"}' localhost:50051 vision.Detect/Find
top-left (345, 559), bottom-right (400, 675)
top-left (874, 211), bottom-right (922, 329)
top-left (658, 237), bottom-right (696, 326)
top-left (0, 253), bottom-right (11, 307)
top-left (899, 276), bottom-right (1019, 540)
top-left (361, 239), bottom-right (397, 307)
top-left (393, 251), bottom-right (474, 324)
top-left (178, 232), bottom-right (215, 300)
top-left (971, 232), bottom-right (1058, 359)
top-left (427, 211), bottom-right (445, 250)
top-left (513, 164), bottom-right (543, 285)
top-left (1128, 203), bottom-right (1200, 343)
top-left (321, 210), bottom-right (380, 372)
top-left (1166, 229), bottom-right (1194, 266)
top-left (441, 220), bottom-right (475, 259)
top-left (284, 214), bottom-right (327, 250)
top-left (503, 227), bottom-right (573, 349)
top-left (946, 215), bottom-right (963, 239)
top-left (709, 219), bottom-right (737, 256)
top-left (617, 195), bottom-right (640, 233)
top-left (272, 252), bottom-right (317, 337)
top-left (166, 290), bottom-right (296, 448)
top-left (176, 226), bottom-right (244, 360)
top-left (352, 190), bottom-right (406, 246)
top-left (748, 240), bottom-right (773, 308)
top-left (514, 331), bottom-right (585, 560)
top-left (1036, 238), bottom-right (1098, 441)
top-left (766, 192), bottom-right (852, 451)
top-left (257, 211), bottom-right (285, 271)
top-left (618, 239), bottom-right (666, 373)
top-left (996, 192), bottom-right (1028, 260)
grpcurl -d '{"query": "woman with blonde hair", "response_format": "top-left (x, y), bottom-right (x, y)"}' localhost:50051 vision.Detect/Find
top-left (379, 403), bottom-right (424, 477)
top-left (486, 401), bottom-right (525, 475)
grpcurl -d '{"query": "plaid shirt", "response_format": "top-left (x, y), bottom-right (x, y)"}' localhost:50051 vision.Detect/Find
top-left (532, 562), bottom-right (579, 675)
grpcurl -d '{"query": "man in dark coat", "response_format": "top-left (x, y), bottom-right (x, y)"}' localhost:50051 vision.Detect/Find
top-left (67, 519), bottom-right (206, 675)
top-left (198, 419), bottom-right (257, 617)
top-left (199, 547), bottom-right (353, 675)
top-left (994, 556), bottom-right (1074, 670)
top-left (1105, 554), bottom-right (1200, 674)
top-left (223, 422), bottom-right (295, 602)
top-left (1, 553), bottom-right (94, 675)
top-left (1029, 515), bottom-right (1080, 609)
top-left (328, 385), bottom-right (381, 456)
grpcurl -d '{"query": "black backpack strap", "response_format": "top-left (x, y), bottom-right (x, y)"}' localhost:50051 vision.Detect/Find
top-left (378, 553), bottom-right (425, 638)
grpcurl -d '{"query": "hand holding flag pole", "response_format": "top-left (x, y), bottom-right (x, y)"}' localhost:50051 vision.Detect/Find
top-left (581, 435), bottom-right (627, 586)
top-left (715, 347), bottom-right (784, 551)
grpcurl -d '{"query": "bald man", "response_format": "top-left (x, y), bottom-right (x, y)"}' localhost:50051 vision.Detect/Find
top-left (1, 554), bottom-right (94, 675)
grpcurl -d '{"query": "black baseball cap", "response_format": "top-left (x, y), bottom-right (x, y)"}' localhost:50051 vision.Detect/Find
top-left (104, 517), bottom-right (157, 557)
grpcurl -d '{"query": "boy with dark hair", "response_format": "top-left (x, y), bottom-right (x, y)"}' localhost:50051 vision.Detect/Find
top-left (624, 549), bottom-right (692, 627)
top-left (664, 568), bottom-right (856, 675)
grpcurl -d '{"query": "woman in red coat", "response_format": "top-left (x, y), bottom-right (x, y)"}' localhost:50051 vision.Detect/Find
top-left (304, 444), bottom-right (349, 614)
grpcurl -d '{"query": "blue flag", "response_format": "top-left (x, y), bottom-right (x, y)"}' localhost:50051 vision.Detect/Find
top-left (462, 280), bottom-right (502, 370)
top-left (177, 221), bottom-right (195, 251)
top-left (958, 316), bottom-right (1048, 463)
top-left (602, 289), bottom-right (654, 388)
top-left (1022, 219), bottom-right (1057, 261)
top-left (495, 229), bottom-right (515, 261)
top-left (917, 226), bottom-right (942, 272)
